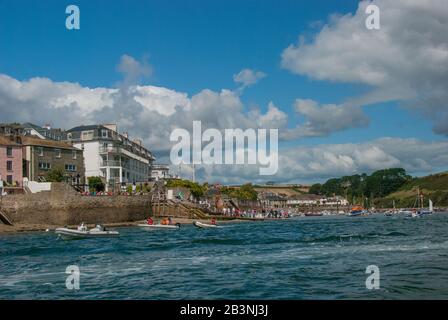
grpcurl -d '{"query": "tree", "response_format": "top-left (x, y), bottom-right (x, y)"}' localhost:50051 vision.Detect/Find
top-left (309, 183), bottom-right (322, 195)
top-left (88, 176), bottom-right (105, 192)
top-left (47, 167), bottom-right (65, 182)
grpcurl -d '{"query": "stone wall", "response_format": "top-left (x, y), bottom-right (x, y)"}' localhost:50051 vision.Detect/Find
top-left (0, 182), bottom-right (151, 226)
top-left (0, 183), bottom-right (206, 226)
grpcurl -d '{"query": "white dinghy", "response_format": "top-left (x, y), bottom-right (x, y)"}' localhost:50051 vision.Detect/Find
top-left (193, 221), bottom-right (221, 229)
top-left (55, 223), bottom-right (119, 240)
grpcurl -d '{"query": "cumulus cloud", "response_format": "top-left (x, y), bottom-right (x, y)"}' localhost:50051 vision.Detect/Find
top-left (290, 99), bottom-right (369, 138)
top-left (159, 137), bottom-right (448, 184)
top-left (281, 0), bottom-right (448, 135)
top-left (0, 72), bottom-right (287, 154)
top-left (117, 54), bottom-right (152, 86)
top-left (233, 68), bottom-right (266, 90)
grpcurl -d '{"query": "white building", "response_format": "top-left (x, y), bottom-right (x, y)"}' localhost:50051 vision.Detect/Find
top-left (66, 124), bottom-right (155, 190)
top-left (150, 164), bottom-right (171, 181)
top-left (287, 194), bottom-right (349, 206)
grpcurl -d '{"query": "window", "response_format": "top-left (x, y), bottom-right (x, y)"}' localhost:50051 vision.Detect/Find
top-left (72, 150), bottom-right (77, 159)
top-left (65, 164), bottom-right (76, 172)
top-left (38, 162), bottom-right (51, 170)
top-left (101, 129), bottom-right (109, 138)
top-left (6, 175), bottom-right (12, 185)
top-left (54, 149), bottom-right (61, 158)
top-left (81, 130), bottom-right (94, 141)
top-left (6, 161), bottom-right (12, 171)
top-left (6, 147), bottom-right (13, 157)
top-left (37, 147), bottom-right (44, 156)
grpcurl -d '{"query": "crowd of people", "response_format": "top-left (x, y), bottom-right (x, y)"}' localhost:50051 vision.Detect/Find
top-left (220, 207), bottom-right (291, 219)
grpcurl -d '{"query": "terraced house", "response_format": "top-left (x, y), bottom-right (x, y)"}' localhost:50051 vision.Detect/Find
top-left (66, 124), bottom-right (155, 191)
top-left (0, 134), bottom-right (23, 188)
top-left (22, 136), bottom-right (85, 184)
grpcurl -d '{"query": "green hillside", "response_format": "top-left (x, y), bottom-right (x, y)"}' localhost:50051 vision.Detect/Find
top-left (379, 172), bottom-right (448, 208)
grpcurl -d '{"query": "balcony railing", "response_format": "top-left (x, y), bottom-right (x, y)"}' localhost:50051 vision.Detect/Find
top-left (99, 146), bottom-right (120, 153)
top-left (100, 160), bottom-right (122, 167)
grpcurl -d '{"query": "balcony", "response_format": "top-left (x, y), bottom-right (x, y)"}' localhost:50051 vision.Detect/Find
top-left (100, 160), bottom-right (122, 167)
top-left (99, 146), bottom-right (120, 154)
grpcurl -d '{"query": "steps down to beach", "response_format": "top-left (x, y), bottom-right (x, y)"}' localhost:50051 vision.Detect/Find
top-left (0, 210), bottom-right (13, 226)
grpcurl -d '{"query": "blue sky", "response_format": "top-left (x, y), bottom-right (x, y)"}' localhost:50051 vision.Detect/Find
top-left (0, 0), bottom-right (447, 183)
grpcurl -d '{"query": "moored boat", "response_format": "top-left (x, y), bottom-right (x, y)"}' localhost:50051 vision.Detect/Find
top-left (138, 223), bottom-right (180, 230)
top-left (193, 221), bottom-right (220, 228)
top-left (348, 206), bottom-right (367, 216)
top-left (304, 212), bottom-right (323, 217)
top-left (55, 223), bottom-right (119, 240)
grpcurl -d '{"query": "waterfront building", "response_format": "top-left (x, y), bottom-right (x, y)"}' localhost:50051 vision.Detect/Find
top-left (66, 124), bottom-right (155, 190)
top-left (22, 136), bottom-right (85, 184)
top-left (22, 123), bottom-right (67, 141)
top-left (0, 134), bottom-right (23, 188)
top-left (286, 194), bottom-right (321, 206)
top-left (286, 194), bottom-right (349, 207)
top-left (150, 164), bottom-right (171, 181)
top-left (0, 123), bottom-right (24, 136)
top-left (258, 192), bottom-right (288, 208)
top-left (319, 196), bottom-right (349, 206)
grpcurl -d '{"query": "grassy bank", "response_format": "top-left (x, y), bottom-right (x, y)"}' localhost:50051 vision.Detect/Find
top-left (377, 172), bottom-right (448, 207)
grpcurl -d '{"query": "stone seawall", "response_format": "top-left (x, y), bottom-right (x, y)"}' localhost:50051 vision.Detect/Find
top-left (0, 183), bottom-right (209, 227)
top-left (0, 193), bottom-right (153, 226)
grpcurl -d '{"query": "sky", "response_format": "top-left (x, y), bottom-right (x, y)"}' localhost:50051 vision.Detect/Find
top-left (0, 0), bottom-right (447, 184)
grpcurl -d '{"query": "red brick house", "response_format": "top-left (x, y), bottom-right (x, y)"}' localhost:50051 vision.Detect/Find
top-left (0, 134), bottom-right (23, 187)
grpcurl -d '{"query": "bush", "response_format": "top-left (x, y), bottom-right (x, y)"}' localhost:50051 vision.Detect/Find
top-left (166, 179), bottom-right (206, 198)
top-left (88, 176), bottom-right (105, 192)
top-left (47, 167), bottom-right (65, 182)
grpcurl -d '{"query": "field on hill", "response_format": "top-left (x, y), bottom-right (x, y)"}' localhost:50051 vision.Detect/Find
top-left (378, 172), bottom-right (448, 208)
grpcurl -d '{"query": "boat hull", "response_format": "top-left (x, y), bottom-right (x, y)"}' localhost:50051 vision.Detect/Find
top-left (137, 224), bottom-right (180, 230)
top-left (193, 221), bottom-right (220, 228)
top-left (55, 228), bottom-right (119, 240)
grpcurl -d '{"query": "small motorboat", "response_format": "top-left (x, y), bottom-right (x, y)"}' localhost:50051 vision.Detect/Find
top-left (348, 206), bottom-right (367, 216)
top-left (55, 223), bottom-right (119, 240)
top-left (193, 221), bottom-right (220, 229)
top-left (137, 223), bottom-right (180, 230)
top-left (304, 212), bottom-right (323, 217)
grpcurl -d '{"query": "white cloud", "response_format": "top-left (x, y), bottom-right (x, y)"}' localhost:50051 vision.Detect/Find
top-left (117, 54), bottom-right (152, 86)
top-left (233, 68), bottom-right (266, 89)
top-left (281, 0), bottom-right (448, 135)
top-left (289, 99), bottom-right (369, 138)
top-left (0, 73), bottom-right (286, 153)
top-left (162, 137), bottom-right (448, 184)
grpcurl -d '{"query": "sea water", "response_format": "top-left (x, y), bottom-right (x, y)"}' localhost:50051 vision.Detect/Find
top-left (1, 213), bottom-right (448, 299)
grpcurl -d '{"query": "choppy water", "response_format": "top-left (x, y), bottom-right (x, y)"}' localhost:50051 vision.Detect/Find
top-left (1, 213), bottom-right (448, 299)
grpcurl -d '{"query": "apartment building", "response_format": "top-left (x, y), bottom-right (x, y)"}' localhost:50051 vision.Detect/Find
top-left (0, 134), bottom-right (23, 187)
top-left (66, 124), bottom-right (155, 190)
top-left (22, 136), bottom-right (85, 184)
